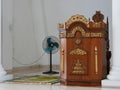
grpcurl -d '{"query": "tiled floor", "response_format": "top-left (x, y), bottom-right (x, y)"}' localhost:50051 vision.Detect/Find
top-left (0, 83), bottom-right (120, 90)
top-left (0, 66), bottom-right (120, 90)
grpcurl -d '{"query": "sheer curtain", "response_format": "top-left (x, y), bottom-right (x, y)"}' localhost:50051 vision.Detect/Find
top-left (12, 0), bottom-right (48, 67)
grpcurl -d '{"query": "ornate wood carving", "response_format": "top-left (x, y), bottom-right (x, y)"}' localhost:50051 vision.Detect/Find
top-left (92, 11), bottom-right (104, 22)
top-left (72, 59), bottom-right (86, 74)
top-left (70, 48), bottom-right (87, 55)
top-left (75, 39), bottom-right (81, 45)
top-left (65, 14), bottom-right (89, 29)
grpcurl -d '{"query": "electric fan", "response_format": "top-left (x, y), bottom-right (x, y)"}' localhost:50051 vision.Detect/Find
top-left (42, 36), bottom-right (60, 74)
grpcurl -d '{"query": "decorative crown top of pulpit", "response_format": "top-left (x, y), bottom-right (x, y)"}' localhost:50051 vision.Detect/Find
top-left (59, 11), bottom-right (108, 38)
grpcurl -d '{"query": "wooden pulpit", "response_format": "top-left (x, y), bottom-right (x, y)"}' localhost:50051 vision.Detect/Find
top-left (59, 11), bottom-right (111, 86)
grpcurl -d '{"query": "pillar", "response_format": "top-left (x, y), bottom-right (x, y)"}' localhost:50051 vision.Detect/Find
top-left (107, 0), bottom-right (120, 80)
top-left (102, 0), bottom-right (120, 87)
top-left (0, 0), bottom-right (13, 82)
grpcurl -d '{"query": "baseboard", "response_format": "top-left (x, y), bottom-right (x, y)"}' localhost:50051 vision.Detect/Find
top-left (102, 79), bottom-right (120, 88)
top-left (6, 65), bottom-right (60, 74)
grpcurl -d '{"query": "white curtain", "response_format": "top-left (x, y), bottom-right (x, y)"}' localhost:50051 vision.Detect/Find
top-left (12, 0), bottom-right (48, 67)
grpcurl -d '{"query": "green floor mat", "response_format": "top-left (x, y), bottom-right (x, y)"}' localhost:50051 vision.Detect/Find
top-left (6, 75), bottom-right (60, 84)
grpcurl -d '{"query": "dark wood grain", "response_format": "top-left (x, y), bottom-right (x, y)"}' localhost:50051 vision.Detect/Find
top-left (59, 11), bottom-right (111, 86)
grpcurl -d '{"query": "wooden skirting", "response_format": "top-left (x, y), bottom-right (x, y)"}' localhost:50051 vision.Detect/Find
top-left (60, 78), bottom-right (101, 86)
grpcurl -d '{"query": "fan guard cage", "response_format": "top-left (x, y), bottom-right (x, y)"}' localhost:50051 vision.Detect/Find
top-left (42, 36), bottom-right (60, 54)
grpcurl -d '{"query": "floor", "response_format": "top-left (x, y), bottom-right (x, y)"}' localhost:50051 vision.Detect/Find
top-left (0, 65), bottom-right (120, 90)
top-left (1, 83), bottom-right (120, 90)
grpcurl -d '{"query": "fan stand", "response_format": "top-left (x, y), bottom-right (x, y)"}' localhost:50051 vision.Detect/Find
top-left (43, 51), bottom-right (59, 74)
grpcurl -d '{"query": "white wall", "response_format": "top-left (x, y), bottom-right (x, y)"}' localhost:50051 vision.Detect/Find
top-left (43, 0), bottom-right (112, 66)
top-left (2, 0), bottom-right (112, 69)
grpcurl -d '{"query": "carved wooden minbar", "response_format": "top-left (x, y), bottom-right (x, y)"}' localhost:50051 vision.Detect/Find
top-left (59, 11), bottom-right (111, 86)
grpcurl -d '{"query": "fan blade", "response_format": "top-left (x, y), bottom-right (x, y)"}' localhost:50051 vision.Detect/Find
top-left (53, 42), bottom-right (59, 48)
top-left (45, 47), bottom-right (52, 52)
top-left (47, 38), bottom-right (52, 44)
